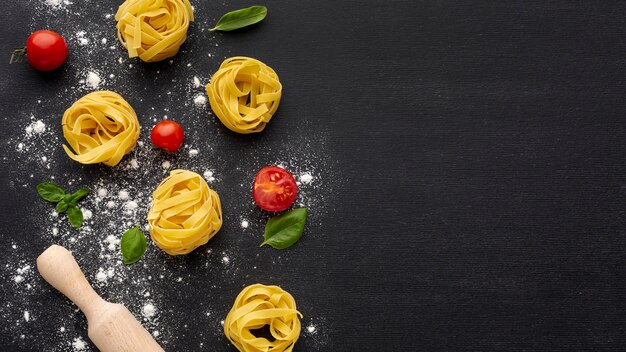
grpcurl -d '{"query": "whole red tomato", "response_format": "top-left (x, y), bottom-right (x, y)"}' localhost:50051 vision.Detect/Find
top-left (151, 120), bottom-right (184, 152)
top-left (25, 30), bottom-right (68, 71)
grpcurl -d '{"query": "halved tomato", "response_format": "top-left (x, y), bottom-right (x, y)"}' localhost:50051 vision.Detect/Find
top-left (253, 166), bottom-right (298, 211)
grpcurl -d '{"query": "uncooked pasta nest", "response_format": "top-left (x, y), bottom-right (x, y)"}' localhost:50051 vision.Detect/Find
top-left (148, 169), bottom-right (222, 255)
top-left (224, 284), bottom-right (302, 352)
top-left (115, 0), bottom-right (194, 62)
top-left (206, 56), bottom-right (282, 134)
top-left (62, 91), bottom-right (140, 166)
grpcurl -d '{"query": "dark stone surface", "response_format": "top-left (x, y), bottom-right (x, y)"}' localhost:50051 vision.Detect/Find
top-left (2, 1), bottom-right (626, 351)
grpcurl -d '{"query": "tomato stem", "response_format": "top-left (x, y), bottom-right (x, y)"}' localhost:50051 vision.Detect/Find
top-left (10, 47), bottom-right (26, 64)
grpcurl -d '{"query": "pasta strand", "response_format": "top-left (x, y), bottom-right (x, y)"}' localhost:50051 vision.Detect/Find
top-left (206, 57), bottom-right (282, 134)
top-left (115, 0), bottom-right (194, 62)
top-left (224, 284), bottom-right (302, 352)
top-left (62, 91), bottom-right (140, 166)
top-left (148, 170), bottom-right (222, 255)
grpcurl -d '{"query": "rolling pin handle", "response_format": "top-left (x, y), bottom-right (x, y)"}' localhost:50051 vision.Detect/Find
top-left (36, 244), bottom-right (105, 319)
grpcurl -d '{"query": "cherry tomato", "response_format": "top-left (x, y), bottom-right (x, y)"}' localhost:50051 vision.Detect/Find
top-left (253, 166), bottom-right (298, 212)
top-left (151, 120), bottom-right (184, 152)
top-left (26, 30), bottom-right (68, 71)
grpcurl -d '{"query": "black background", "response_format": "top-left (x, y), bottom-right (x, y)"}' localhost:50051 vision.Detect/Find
top-left (2, 1), bottom-right (626, 351)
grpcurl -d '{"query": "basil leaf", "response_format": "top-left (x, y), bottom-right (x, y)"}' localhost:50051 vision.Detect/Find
top-left (69, 188), bottom-right (90, 205)
top-left (67, 205), bottom-right (83, 228)
top-left (55, 200), bottom-right (69, 213)
top-left (209, 5), bottom-right (267, 32)
top-left (37, 182), bottom-right (65, 202)
top-left (261, 208), bottom-right (307, 249)
top-left (121, 227), bottom-right (147, 265)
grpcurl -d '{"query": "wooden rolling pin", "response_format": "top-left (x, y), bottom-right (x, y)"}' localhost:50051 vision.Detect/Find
top-left (37, 244), bottom-right (164, 352)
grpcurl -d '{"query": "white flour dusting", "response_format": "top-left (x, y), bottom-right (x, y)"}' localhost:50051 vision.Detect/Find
top-left (193, 94), bottom-right (207, 106)
top-left (2, 1), bottom-right (337, 350)
top-left (26, 120), bottom-right (46, 135)
top-left (85, 71), bottom-right (101, 89)
top-left (142, 303), bottom-right (156, 318)
top-left (300, 173), bottom-right (314, 184)
top-left (118, 190), bottom-right (129, 200)
top-left (95, 270), bottom-right (107, 282)
top-left (193, 76), bottom-right (201, 88)
top-left (72, 337), bottom-right (86, 350)
top-left (76, 31), bottom-right (89, 46)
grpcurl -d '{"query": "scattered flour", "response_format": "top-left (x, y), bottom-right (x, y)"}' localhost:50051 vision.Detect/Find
top-left (45, 0), bottom-right (71, 10)
top-left (85, 71), bottom-right (102, 89)
top-left (95, 271), bottom-right (107, 282)
top-left (105, 235), bottom-right (119, 251)
top-left (72, 337), bottom-right (86, 350)
top-left (33, 120), bottom-right (46, 134)
top-left (3, 5), bottom-right (335, 349)
top-left (193, 94), bottom-right (207, 106)
top-left (125, 201), bottom-right (138, 210)
top-left (97, 188), bottom-right (108, 197)
top-left (142, 303), bottom-right (156, 318)
top-left (76, 31), bottom-right (89, 46)
top-left (26, 120), bottom-right (46, 135)
top-left (300, 173), bottom-right (314, 184)
top-left (82, 208), bottom-right (93, 220)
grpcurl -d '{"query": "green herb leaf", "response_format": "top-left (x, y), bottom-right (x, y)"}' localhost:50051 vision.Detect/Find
top-left (55, 200), bottom-right (69, 213)
top-left (67, 205), bottom-right (83, 228)
top-left (260, 208), bottom-right (307, 249)
top-left (121, 227), bottom-right (147, 265)
top-left (37, 182), bottom-right (65, 202)
top-left (209, 5), bottom-right (267, 32)
top-left (69, 188), bottom-right (90, 205)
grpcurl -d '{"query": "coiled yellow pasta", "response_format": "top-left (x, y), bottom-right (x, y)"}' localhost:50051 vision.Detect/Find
top-left (115, 0), bottom-right (194, 62)
top-left (62, 91), bottom-right (140, 167)
top-left (224, 284), bottom-right (302, 352)
top-left (206, 56), bottom-right (282, 134)
top-left (148, 170), bottom-right (222, 255)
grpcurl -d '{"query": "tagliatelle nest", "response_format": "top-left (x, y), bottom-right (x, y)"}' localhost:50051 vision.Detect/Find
top-left (206, 56), bottom-right (282, 134)
top-left (224, 284), bottom-right (302, 352)
top-left (115, 0), bottom-right (194, 62)
top-left (62, 91), bottom-right (140, 167)
top-left (147, 169), bottom-right (222, 255)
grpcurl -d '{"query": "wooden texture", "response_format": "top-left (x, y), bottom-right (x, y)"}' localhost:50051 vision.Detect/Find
top-left (37, 245), bottom-right (164, 352)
